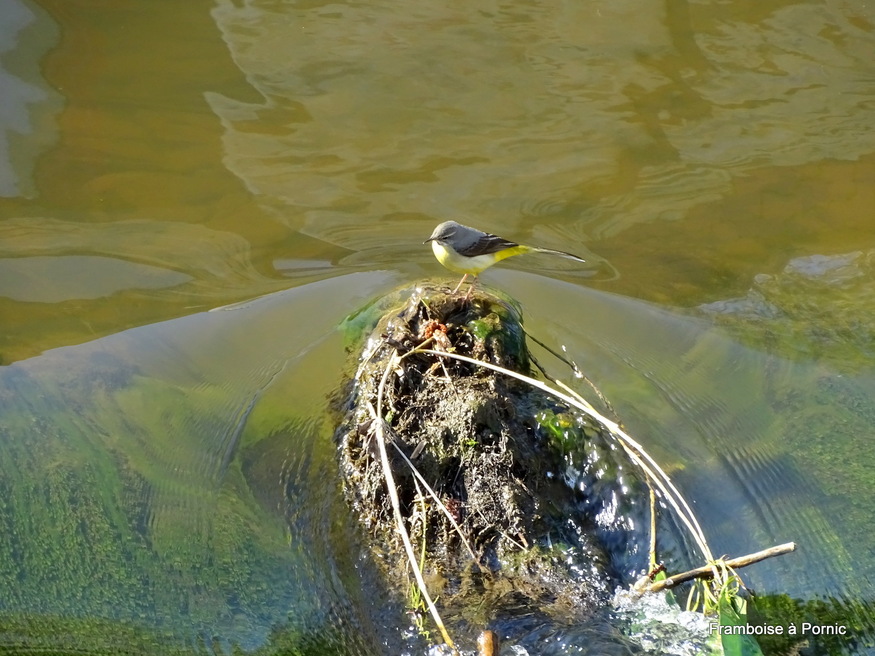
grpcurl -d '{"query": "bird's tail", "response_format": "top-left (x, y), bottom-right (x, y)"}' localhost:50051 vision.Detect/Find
top-left (526, 245), bottom-right (586, 264)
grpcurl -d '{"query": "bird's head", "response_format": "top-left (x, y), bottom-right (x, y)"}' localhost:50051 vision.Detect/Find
top-left (424, 221), bottom-right (460, 245)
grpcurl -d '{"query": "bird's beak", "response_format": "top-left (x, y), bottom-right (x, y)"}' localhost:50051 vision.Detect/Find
top-left (423, 237), bottom-right (434, 244)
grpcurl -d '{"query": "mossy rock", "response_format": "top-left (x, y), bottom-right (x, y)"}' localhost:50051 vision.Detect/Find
top-left (335, 284), bottom-right (620, 630)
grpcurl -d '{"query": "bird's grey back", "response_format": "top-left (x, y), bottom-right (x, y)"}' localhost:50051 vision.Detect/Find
top-left (431, 221), bottom-right (482, 250)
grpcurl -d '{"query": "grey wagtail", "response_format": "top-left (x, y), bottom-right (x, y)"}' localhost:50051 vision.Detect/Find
top-left (425, 221), bottom-right (586, 295)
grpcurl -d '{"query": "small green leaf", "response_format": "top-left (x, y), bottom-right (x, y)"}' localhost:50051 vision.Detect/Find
top-left (718, 583), bottom-right (765, 656)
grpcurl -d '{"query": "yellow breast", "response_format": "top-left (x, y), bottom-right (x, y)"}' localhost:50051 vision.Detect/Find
top-left (431, 240), bottom-right (530, 275)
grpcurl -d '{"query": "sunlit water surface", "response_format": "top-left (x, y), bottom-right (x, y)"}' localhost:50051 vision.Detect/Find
top-left (1, 0), bottom-right (874, 653)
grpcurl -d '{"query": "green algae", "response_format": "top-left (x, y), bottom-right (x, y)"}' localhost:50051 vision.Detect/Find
top-left (0, 355), bottom-right (321, 650)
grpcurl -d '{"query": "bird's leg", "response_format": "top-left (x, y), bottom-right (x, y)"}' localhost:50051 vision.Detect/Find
top-left (463, 276), bottom-right (478, 301)
top-left (451, 274), bottom-right (469, 294)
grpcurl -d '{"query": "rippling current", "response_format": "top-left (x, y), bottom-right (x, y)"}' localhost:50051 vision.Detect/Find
top-left (1, 0), bottom-right (874, 653)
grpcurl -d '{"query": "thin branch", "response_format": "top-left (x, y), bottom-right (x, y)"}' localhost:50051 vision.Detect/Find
top-left (369, 351), bottom-right (457, 653)
top-left (525, 330), bottom-right (617, 417)
top-left (645, 543), bottom-right (797, 593)
top-left (389, 441), bottom-right (480, 563)
top-left (648, 483), bottom-right (657, 569)
top-left (415, 348), bottom-right (715, 563)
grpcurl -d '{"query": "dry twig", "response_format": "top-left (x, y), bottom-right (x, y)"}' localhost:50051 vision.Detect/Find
top-left (645, 542), bottom-right (797, 593)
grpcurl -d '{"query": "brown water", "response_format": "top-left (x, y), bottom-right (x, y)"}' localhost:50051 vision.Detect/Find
top-left (1, 0), bottom-right (874, 653)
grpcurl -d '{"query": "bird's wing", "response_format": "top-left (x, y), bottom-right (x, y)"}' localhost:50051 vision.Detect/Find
top-left (457, 232), bottom-right (520, 257)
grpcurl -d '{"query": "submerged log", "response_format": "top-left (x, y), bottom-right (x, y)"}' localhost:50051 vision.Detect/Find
top-left (335, 284), bottom-right (625, 630)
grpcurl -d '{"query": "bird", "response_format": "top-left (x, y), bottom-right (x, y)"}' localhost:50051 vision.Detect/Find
top-left (425, 220), bottom-right (586, 295)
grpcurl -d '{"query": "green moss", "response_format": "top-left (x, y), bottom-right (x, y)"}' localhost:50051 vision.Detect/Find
top-left (0, 612), bottom-right (365, 655)
top-left (748, 594), bottom-right (875, 655)
top-left (0, 614), bottom-right (192, 655)
top-left (338, 294), bottom-right (391, 351)
top-left (0, 363), bottom-right (320, 648)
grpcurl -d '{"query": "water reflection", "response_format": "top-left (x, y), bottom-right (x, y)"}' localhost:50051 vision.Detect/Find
top-left (0, 0), bottom-right (61, 198)
top-left (1, 0), bottom-right (872, 355)
top-left (0, 0), bottom-right (873, 652)
top-left (0, 255), bottom-right (192, 301)
top-left (0, 216), bottom-right (272, 294)
top-left (701, 249), bottom-right (875, 369)
top-left (209, 0), bottom-right (875, 257)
